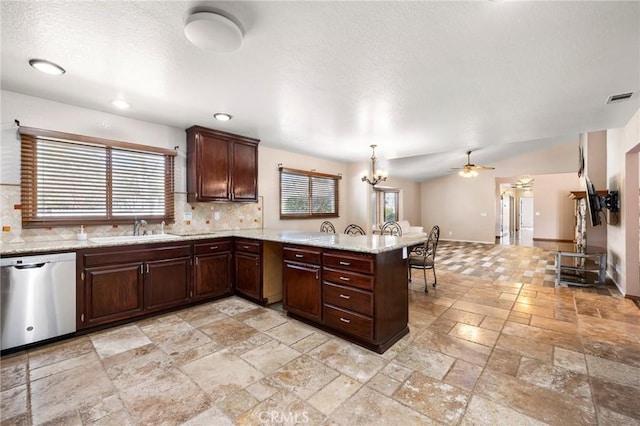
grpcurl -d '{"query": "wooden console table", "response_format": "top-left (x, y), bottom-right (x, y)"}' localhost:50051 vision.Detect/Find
top-left (555, 245), bottom-right (606, 287)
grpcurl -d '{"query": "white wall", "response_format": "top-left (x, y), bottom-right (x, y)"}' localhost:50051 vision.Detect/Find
top-left (531, 173), bottom-right (581, 241)
top-left (1, 90), bottom-right (185, 188)
top-left (606, 109), bottom-right (640, 296)
top-left (259, 145), bottom-right (348, 232)
top-left (421, 171), bottom-right (497, 243)
top-left (583, 131), bottom-right (608, 248)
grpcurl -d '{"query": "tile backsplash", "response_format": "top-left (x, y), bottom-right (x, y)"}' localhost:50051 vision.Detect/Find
top-left (0, 184), bottom-right (262, 244)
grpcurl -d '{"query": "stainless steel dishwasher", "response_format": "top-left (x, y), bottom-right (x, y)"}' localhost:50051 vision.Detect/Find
top-left (1, 252), bottom-right (76, 351)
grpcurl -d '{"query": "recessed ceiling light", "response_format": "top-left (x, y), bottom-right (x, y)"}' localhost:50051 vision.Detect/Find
top-left (214, 113), bottom-right (232, 121)
top-left (111, 99), bottom-right (131, 109)
top-left (184, 12), bottom-right (243, 52)
top-left (28, 59), bottom-right (66, 75)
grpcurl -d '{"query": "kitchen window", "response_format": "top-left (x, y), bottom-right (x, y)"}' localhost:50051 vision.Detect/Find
top-left (279, 167), bottom-right (340, 219)
top-left (20, 127), bottom-right (175, 228)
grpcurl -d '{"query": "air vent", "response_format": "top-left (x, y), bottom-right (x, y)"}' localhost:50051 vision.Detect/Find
top-left (606, 92), bottom-right (635, 104)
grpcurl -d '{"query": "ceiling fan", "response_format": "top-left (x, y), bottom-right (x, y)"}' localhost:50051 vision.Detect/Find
top-left (451, 150), bottom-right (495, 177)
top-left (510, 176), bottom-right (535, 189)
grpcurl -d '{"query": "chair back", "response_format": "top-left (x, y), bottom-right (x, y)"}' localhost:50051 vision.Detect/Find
top-left (413, 225), bottom-right (440, 259)
top-left (426, 225), bottom-right (440, 260)
top-left (381, 221), bottom-right (402, 236)
top-left (344, 224), bottom-right (366, 236)
top-left (320, 221), bottom-right (336, 233)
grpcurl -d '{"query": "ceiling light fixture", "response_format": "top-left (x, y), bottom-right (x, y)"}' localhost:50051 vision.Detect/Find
top-left (28, 59), bottom-right (65, 75)
top-left (184, 12), bottom-right (243, 52)
top-left (213, 113), bottom-right (232, 121)
top-left (361, 144), bottom-right (388, 186)
top-left (111, 99), bottom-right (130, 109)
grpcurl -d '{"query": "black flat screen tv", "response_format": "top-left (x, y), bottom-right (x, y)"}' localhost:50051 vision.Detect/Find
top-left (584, 175), bottom-right (602, 227)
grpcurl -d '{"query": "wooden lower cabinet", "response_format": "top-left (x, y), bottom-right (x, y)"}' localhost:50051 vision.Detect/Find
top-left (83, 262), bottom-right (145, 327)
top-left (234, 239), bottom-right (283, 305)
top-left (145, 257), bottom-right (191, 312)
top-left (194, 240), bottom-right (233, 300)
top-left (282, 245), bottom-right (409, 353)
top-left (78, 243), bottom-right (192, 329)
top-left (235, 249), bottom-right (262, 301)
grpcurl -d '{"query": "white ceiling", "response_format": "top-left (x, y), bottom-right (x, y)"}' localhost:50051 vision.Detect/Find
top-left (2, 1), bottom-right (638, 181)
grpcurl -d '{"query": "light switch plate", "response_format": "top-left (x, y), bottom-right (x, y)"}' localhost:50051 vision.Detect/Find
top-left (183, 212), bottom-right (192, 221)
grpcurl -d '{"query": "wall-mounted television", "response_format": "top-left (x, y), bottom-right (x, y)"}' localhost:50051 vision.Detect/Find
top-left (584, 175), bottom-right (602, 226)
top-left (583, 174), bottom-right (620, 227)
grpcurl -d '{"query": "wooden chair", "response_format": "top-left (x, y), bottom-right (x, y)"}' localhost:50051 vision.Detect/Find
top-left (380, 221), bottom-right (402, 236)
top-left (344, 224), bottom-right (366, 236)
top-left (320, 221), bottom-right (336, 233)
top-left (408, 225), bottom-right (440, 293)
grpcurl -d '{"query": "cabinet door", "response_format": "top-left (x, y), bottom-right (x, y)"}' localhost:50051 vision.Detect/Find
top-left (235, 251), bottom-right (261, 301)
top-left (283, 261), bottom-right (321, 321)
top-left (231, 140), bottom-right (258, 201)
top-left (145, 257), bottom-right (191, 312)
top-left (194, 252), bottom-right (233, 300)
top-left (83, 262), bottom-right (144, 327)
top-left (198, 133), bottom-right (231, 200)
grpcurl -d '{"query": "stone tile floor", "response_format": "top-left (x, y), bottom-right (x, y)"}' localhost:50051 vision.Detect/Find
top-left (2, 241), bottom-right (640, 425)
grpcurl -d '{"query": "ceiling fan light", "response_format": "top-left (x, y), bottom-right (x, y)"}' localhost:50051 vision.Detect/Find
top-left (458, 169), bottom-right (478, 178)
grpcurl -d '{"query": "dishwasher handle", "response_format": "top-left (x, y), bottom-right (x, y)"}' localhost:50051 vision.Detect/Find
top-left (12, 263), bottom-right (47, 270)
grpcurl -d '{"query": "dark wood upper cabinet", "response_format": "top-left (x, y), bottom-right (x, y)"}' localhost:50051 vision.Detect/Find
top-left (186, 126), bottom-right (259, 202)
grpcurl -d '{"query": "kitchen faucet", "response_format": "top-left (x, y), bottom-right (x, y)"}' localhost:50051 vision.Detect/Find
top-left (133, 219), bottom-right (147, 236)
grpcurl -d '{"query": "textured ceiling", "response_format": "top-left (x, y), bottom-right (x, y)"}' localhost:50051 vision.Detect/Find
top-left (1, 1), bottom-right (638, 181)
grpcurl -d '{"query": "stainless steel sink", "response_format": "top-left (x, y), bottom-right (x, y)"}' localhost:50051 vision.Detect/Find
top-left (89, 234), bottom-right (180, 244)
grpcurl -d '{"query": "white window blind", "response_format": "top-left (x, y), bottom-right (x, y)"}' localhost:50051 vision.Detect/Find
top-left (280, 167), bottom-right (340, 219)
top-left (20, 127), bottom-right (175, 227)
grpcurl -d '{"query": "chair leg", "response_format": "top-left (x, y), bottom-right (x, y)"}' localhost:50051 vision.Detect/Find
top-left (408, 266), bottom-right (412, 283)
top-left (432, 267), bottom-right (437, 288)
top-left (423, 268), bottom-right (428, 293)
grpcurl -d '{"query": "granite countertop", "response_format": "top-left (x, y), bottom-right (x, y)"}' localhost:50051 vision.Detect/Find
top-left (0, 229), bottom-right (427, 256)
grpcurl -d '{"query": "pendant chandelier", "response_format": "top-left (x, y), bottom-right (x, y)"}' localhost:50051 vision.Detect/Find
top-left (361, 144), bottom-right (388, 186)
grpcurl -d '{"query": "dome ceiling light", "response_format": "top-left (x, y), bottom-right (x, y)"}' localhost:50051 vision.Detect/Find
top-left (213, 113), bottom-right (232, 121)
top-left (28, 59), bottom-right (66, 75)
top-left (184, 12), bottom-right (243, 52)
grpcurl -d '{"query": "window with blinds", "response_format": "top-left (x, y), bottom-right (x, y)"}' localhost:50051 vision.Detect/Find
top-left (280, 167), bottom-right (340, 219)
top-left (20, 127), bottom-right (175, 228)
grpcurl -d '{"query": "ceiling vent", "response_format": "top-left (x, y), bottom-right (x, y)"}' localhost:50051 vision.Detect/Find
top-left (606, 92), bottom-right (635, 104)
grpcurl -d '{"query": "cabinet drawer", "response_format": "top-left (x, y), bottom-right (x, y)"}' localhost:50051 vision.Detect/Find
top-left (323, 282), bottom-right (373, 316)
top-left (323, 304), bottom-right (373, 341)
top-left (283, 246), bottom-right (322, 265)
top-left (235, 239), bottom-right (261, 254)
top-left (194, 239), bottom-right (232, 255)
top-left (323, 267), bottom-right (373, 291)
top-left (323, 251), bottom-right (374, 275)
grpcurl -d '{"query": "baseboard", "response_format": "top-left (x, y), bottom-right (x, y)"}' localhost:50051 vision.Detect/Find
top-left (439, 238), bottom-right (495, 245)
top-left (625, 294), bottom-right (640, 309)
top-left (532, 238), bottom-right (574, 243)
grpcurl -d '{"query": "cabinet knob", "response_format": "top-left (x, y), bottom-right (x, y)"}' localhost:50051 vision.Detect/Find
top-left (340, 317), bottom-right (351, 324)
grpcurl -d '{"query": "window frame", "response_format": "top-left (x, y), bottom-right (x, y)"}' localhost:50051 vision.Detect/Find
top-left (279, 167), bottom-right (341, 219)
top-left (373, 187), bottom-right (400, 225)
top-left (19, 126), bottom-right (176, 228)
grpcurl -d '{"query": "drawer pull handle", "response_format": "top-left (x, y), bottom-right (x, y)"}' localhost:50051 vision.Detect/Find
top-left (339, 294), bottom-right (350, 299)
top-left (210, 246), bottom-right (218, 250)
top-left (339, 276), bottom-right (350, 282)
top-left (339, 261), bottom-right (351, 266)
top-left (295, 254), bottom-right (304, 258)
top-left (243, 246), bottom-right (249, 249)
top-left (340, 317), bottom-right (351, 324)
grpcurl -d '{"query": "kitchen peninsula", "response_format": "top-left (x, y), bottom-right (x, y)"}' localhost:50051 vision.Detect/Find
top-left (1, 230), bottom-right (425, 353)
